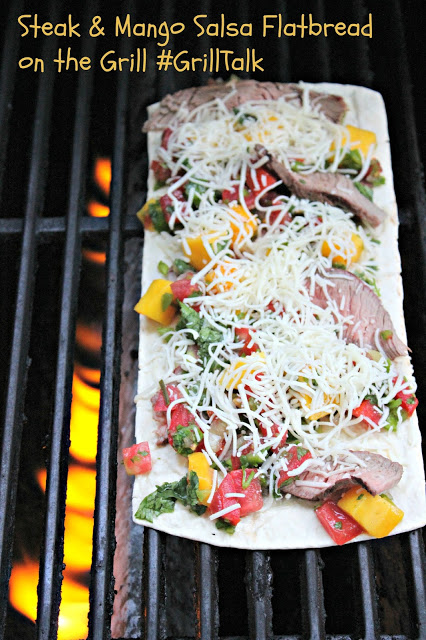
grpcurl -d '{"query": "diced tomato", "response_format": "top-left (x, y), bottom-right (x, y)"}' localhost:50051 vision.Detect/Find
top-left (151, 159), bottom-right (171, 183)
top-left (222, 186), bottom-right (257, 210)
top-left (123, 442), bottom-right (152, 475)
top-left (231, 455), bottom-right (241, 470)
top-left (278, 445), bottom-right (312, 487)
top-left (161, 127), bottom-right (173, 150)
top-left (268, 210), bottom-right (292, 226)
top-left (160, 189), bottom-right (186, 215)
top-left (153, 384), bottom-right (182, 412)
top-left (315, 501), bottom-right (364, 545)
top-left (259, 424), bottom-right (288, 453)
top-left (352, 399), bottom-right (382, 426)
top-left (246, 168), bottom-right (277, 194)
top-left (235, 327), bottom-right (259, 356)
top-left (229, 469), bottom-right (263, 517)
top-left (266, 300), bottom-right (285, 315)
top-left (170, 279), bottom-right (199, 302)
top-left (209, 473), bottom-right (241, 526)
top-left (393, 378), bottom-right (419, 417)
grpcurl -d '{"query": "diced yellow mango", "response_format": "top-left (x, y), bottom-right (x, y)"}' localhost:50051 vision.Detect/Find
top-left (183, 232), bottom-right (226, 271)
top-left (136, 198), bottom-right (158, 229)
top-left (229, 205), bottom-right (258, 246)
top-left (221, 353), bottom-right (266, 390)
top-left (330, 125), bottom-right (377, 158)
top-left (188, 452), bottom-right (214, 505)
top-left (321, 233), bottom-right (364, 267)
top-left (134, 279), bottom-right (176, 325)
top-left (338, 486), bottom-right (404, 538)
top-left (205, 261), bottom-right (238, 293)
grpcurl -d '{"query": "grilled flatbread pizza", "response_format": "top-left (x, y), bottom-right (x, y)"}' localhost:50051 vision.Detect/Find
top-left (128, 80), bottom-right (426, 549)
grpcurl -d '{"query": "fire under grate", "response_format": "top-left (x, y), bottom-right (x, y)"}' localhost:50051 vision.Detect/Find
top-left (1, 0), bottom-right (426, 638)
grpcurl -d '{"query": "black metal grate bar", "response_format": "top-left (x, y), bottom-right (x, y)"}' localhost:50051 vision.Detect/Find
top-left (0, 1), bottom-right (59, 633)
top-left (0, 0), bottom-right (24, 201)
top-left (357, 542), bottom-right (380, 640)
top-left (0, 214), bottom-right (142, 240)
top-left (196, 542), bottom-right (218, 640)
top-left (408, 530), bottom-right (426, 639)
top-left (303, 549), bottom-right (326, 640)
top-left (143, 529), bottom-right (163, 640)
top-left (88, 11), bottom-right (132, 637)
top-left (245, 550), bottom-right (273, 640)
top-left (35, 5), bottom-right (98, 638)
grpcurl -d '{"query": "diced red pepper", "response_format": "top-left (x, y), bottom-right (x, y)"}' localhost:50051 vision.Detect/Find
top-left (168, 403), bottom-right (195, 445)
top-left (209, 473), bottom-right (241, 526)
top-left (393, 377), bottom-right (419, 417)
top-left (229, 469), bottom-right (263, 517)
top-left (246, 168), bottom-right (277, 194)
top-left (151, 159), bottom-right (171, 183)
top-left (235, 327), bottom-right (259, 356)
top-left (315, 501), bottom-right (364, 545)
top-left (266, 300), bottom-right (285, 315)
top-left (278, 446), bottom-right (312, 488)
top-left (161, 127), bottom-right (173, 150)
top-left (153, 384), bottom-right (182, 412)
top-left (123, 442), bottom-right (152, 475)
top-left (170, 278), bottom-right (199, 302)
top-left (352, 399), bottom-right (382, 426)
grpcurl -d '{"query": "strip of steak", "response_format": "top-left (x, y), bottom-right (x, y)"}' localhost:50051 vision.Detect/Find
top-left (282, 451), bottom-right (403, 501)
top-left (143, 79), bottom-right (347, 131)
top-left (257, 145), bottom-right (386, 227)
top-left (309, 268), bottom-right (407, 359)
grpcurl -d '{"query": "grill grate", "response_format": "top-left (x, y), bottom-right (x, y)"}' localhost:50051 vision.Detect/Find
top-left (0, 0), bottom-right (426, 639)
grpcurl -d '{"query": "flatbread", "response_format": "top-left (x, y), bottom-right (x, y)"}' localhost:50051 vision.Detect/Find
top-left (132, 82), bottom-right (426, 549)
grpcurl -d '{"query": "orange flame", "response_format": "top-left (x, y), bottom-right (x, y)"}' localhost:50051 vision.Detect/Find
top-left (9, 558), bottom-right (89, 640)
top-left (87, 200), bottom-right (110, 218)
top-left (9, 156), bottom-right (111, 639)
top-left (94, 157), bottom-right (111, 197)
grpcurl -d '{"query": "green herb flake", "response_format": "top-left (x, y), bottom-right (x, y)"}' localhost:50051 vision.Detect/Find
top-left (357, 493), bottom-right (365, 501)
top-left (173, 258), bottom-right (195, 275)
top-left (161, 292), bottom-right (173, 311)
top-left (215, 519), bottom-right (236, 534)
top-left (334, 521), bottom-right (343, 530)
top-left (380, 330), bottom-right (393, 341)
top-left (158, 260), bottom-right (169, 276)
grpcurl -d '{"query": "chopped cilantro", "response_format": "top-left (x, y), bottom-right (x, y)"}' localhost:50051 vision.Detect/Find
top-left (173, 258), bottom-right (195, 275)
top-left (334, 521), bottom-right (343, 530)
top-left (380, 329), bottom-right (393, 341)
top-left (172, 424), bottom-right (203, 456)
top-left (339, 149), bottom-right (363, 172)
top-left (161, 292), bottom-right (173, 311)
top-left (215, 519), bottom-right (236, 534)
top-left (177, 302), bottom-right (203, 333)
top-left (357, 493), bottom-right (365, 501)
top-left (134, 472), bottom-right (206, 523)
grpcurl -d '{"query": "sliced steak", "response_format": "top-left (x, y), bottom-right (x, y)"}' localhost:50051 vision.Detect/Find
top-left (282, 451), bottom-right (403, 501)
top-left (310, 268), bottom-right (407, 359)
top-left (257, 145), bottom-right (385, 227)
top-left (143, 80), bottom-right (347, 131)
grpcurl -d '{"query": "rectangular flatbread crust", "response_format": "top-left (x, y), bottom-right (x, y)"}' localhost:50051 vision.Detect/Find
top-left (132, 82), bottom-right (426, 549)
